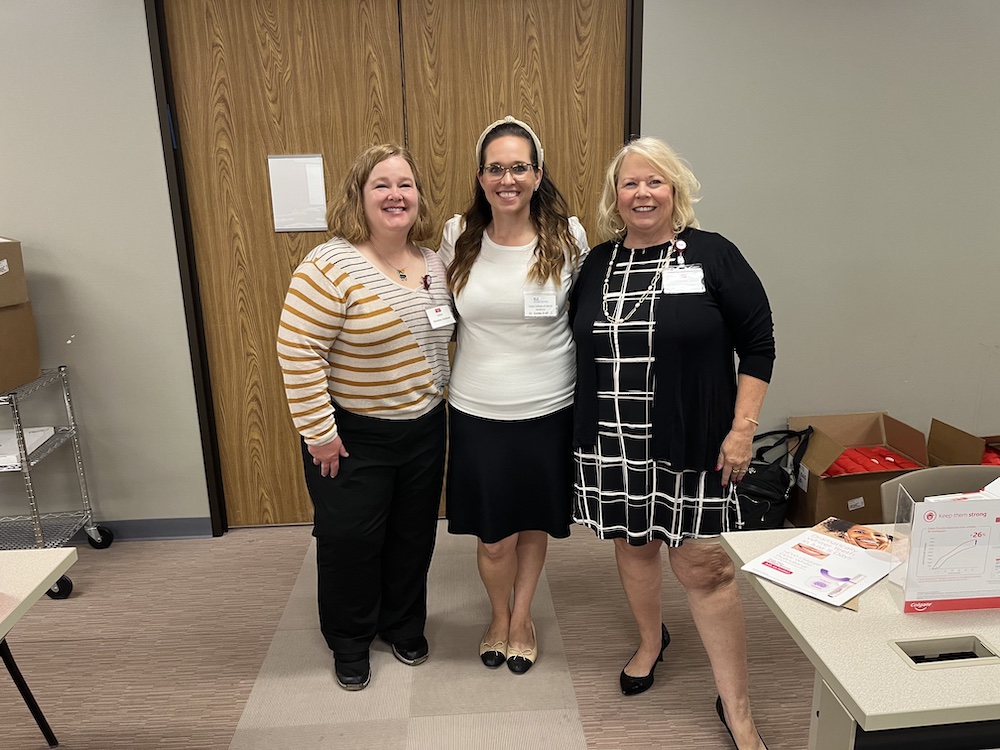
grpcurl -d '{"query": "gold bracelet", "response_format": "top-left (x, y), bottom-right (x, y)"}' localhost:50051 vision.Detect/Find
top-left (744, 416), bottom-right (759, 426)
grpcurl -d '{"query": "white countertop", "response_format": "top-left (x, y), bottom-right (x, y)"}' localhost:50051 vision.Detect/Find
top-left (0, 547), bottom-right (78, 639)
top-left (722, 528), bottom-right (1000, 732)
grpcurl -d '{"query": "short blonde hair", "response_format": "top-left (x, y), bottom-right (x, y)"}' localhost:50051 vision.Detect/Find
top-left (597, 137), bottom-right (701, 240)
top-left (328, 144), bottom-right (434, 243)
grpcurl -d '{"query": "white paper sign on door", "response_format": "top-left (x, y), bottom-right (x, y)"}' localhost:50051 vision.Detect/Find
top-left (267, 155), bottom-right (328, 232)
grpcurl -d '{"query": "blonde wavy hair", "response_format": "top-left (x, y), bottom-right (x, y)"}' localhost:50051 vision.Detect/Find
top-left (327, 143), bottom-right (434, 244)
top-left (597, 137), bottom-right (701, 240)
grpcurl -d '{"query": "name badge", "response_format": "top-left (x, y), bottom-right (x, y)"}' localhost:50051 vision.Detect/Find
top-left (425, 305), bottom-right (456, 329)
top-left (524, 292), bottom-right (558, 318)
top-left (662, 265), bottom-right (705, 294)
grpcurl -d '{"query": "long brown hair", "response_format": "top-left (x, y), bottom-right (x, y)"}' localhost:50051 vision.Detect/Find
top-left (447, 122), bottom-right (578, 295)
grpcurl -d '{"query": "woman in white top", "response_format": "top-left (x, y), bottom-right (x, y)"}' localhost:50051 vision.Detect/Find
top-left (439, 116), bottom-right (588, 674)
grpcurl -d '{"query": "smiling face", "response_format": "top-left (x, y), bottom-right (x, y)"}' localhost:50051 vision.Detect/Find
top-left (362, 155), bottom-right (419, 238)
top-left (845, 525), bottom-right (891, 551)
top-left (477, 134), bottom-right (541, 221)
top-left (615, 152), bottom-right (676, 247)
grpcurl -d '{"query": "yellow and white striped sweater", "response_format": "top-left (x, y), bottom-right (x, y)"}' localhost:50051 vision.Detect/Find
top-left (276, 238), bottom-right (453, 445)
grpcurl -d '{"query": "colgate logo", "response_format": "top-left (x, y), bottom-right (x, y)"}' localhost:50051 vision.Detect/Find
top-left (910, 602), bottom-right (934, 612)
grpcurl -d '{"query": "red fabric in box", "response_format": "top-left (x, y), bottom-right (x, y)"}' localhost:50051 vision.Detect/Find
top-left (861, 446), bottom-right (921, 470)
top-left (821, 446), bottom-right (920, 477)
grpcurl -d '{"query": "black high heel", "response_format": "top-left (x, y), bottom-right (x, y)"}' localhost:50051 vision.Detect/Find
top-left (619, 623), bottom-right (670, 696)
top-left (716, 695), bottom-right (768, 749)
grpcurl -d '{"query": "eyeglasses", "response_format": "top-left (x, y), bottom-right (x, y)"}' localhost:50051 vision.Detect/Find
top-left (481, 162), bottom-right (536, 180)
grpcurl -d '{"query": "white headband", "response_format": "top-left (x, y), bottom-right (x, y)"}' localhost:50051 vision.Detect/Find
top-left (474, 115), bottom-right (544, 169)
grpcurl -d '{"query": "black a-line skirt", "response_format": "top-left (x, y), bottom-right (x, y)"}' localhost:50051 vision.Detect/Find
top-left (446, 405), bottom-right (574, 544)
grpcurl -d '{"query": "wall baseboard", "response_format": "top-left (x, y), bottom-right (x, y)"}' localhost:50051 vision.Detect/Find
top-left (70, 517), bottom-right (213, 542)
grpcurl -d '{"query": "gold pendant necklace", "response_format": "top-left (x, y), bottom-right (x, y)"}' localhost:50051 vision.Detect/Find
top-left (370, 242), bottom-right (409, 281)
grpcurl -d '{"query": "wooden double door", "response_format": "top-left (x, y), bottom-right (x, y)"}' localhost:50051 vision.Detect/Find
top-left (162, 0), bottom-right (630, 526)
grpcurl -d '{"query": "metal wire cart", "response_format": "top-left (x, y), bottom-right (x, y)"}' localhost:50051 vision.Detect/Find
top-left (0, 366), bottom-right (113, 598)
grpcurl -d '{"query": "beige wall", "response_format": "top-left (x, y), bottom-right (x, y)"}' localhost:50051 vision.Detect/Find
top-left (0, 1), bottom-right (210, 526)
top-left (641, 0), bottom-right (1000, 435)
top-left (3, 1), bottom-right (997, 533)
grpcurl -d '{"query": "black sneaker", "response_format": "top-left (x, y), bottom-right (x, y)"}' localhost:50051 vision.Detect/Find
top-left (334, 651), bottom-right (371, 691)
top-left (385, 635), bottom-right (428, 666)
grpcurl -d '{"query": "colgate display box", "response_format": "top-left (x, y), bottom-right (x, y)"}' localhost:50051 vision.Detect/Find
top-left (891, 475), bottom-right (1000, 614)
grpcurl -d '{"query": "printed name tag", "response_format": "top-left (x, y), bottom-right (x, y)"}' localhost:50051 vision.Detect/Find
top-left (662, 265), bottom-right (705, 294)
top-left (524, 292), bottom-right (558, 318)
top-left (425, 305), bottom-right (456, 329)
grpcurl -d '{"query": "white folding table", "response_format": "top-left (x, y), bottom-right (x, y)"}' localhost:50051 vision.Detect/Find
top-left (1, 547), bottom-right (78, 747)
top-left (721, 528), bottom-right (1000, 749)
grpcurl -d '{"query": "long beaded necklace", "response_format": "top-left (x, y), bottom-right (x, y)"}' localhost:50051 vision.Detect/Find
top-left (601, 238), bottom-right (675, 324)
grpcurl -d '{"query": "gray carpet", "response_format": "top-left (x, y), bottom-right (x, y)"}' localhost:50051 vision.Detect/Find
top-left (228, 524), bottom-right (817, 749)
top-left (0, 524), bottom-right (814, 749)
top-left (228, 531), bottom-right (588, 750)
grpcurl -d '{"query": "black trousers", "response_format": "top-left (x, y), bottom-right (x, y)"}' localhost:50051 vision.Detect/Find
top-left (301, 401), bottom-right (445, 655)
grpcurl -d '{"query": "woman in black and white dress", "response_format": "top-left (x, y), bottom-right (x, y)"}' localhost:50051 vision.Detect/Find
top-left (571, 137), bottom-right (773, 750)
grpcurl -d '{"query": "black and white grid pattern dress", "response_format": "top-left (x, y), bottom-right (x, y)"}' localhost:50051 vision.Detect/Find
top-left (573, 240), bottom-right (734, 546)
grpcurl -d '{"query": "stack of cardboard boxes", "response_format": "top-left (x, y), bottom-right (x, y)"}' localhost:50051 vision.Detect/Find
top-left (785, 413), bottom-right (1000, 527)
top-left (0, 237), bottom-right (42, 393)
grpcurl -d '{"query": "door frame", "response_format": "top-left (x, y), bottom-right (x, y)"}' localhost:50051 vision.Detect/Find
top-left (143, 0), bottom-right (644, 535)
top-left (145, 0), bottom-right (227, 536)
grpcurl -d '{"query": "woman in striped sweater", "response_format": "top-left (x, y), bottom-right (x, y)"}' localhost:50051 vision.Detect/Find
top-left (276, 144), bottom-right (455, 691)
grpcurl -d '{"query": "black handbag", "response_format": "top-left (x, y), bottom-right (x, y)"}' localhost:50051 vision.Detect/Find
top-left (733, 427), bottom-right (813, 530)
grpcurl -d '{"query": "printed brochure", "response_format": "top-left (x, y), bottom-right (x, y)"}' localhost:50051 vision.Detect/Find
top-left (741, 517), bottom-right (900, 607)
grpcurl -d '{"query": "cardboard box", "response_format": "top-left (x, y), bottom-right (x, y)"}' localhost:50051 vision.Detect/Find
top-left (786, 412), bottom-right (928, 526)
top-left (927, 418), bottom-right (1000, 466)
top-left (0, 302), bottom-right (42, 393)
top-left (0, 237), bottom-right (29, 308)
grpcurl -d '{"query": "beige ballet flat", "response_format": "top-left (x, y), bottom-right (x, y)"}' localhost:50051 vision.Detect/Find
top-left (506, 623), bottom-right (537, 674)
top-left (479, 632), bottom-right (507, 669)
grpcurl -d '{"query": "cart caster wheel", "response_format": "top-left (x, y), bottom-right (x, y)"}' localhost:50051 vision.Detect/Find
top-left (46, 575), bottom-right (73, 599)
top-left (87, 525), bottom-right (114, 549)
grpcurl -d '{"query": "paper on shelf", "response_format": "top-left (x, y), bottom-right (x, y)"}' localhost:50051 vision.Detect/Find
top-left (0, 426), bottom-right (55, 464)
